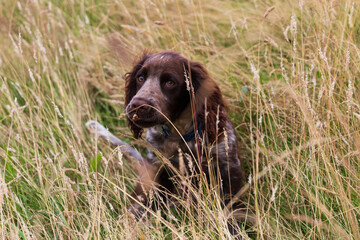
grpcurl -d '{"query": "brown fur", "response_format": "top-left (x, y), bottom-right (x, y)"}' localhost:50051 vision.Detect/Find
top-left (124, 53), bottom-right (151, 139)
top-left (124, 51), bottom-right (243, 218)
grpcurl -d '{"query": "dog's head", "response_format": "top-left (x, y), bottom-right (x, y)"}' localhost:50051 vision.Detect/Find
top-left (125, 51), bottom-right (219, 139)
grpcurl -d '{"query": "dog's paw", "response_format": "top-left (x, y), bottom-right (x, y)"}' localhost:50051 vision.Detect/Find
top-left (86, 120), bottom-right (106, 133)
top-left (85, 120), bottom-right (112, 141)
top-left (127, 202), bottom-right (147, 221)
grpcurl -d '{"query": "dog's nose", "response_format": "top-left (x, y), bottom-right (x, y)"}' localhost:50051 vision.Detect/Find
top-left (129, 98), bottom-right (152, 114)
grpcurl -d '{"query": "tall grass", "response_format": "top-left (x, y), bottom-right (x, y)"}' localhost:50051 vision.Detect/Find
top-left (0, 0), bottom-right (359, 239)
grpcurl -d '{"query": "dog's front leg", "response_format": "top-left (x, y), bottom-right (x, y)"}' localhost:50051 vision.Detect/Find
top-left (86, 120), bottom-right (160, 219)
top-left (85, 120), bottom-right (143, 162)
top-left (128, 159), bottom-right (160, 219)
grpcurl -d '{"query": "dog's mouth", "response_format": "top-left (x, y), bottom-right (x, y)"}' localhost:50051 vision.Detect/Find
top-left (127, 109), bottom-right (166, 128)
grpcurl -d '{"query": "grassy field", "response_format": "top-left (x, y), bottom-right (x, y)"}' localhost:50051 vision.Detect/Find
top-left (0, 0), bottom-right (360, 239)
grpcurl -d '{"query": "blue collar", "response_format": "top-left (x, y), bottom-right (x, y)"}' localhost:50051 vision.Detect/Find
top-left (160, 122), bottom-right (202, 142)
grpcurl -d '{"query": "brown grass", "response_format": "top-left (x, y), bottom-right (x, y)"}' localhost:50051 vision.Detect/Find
top-left (0, 0), bottom-right (359, 239)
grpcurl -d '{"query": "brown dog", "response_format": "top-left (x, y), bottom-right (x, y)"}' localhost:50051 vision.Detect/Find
top-left (123, 51), bottom-right (243, 217)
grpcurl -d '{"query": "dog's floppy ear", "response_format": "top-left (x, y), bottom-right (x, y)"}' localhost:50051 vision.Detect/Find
top-left (188, 61), bottom-right (208, 90)
top-left (125, 53), bottom-right (151, 138)
top-left (188, 61), bottom-right (227, 143)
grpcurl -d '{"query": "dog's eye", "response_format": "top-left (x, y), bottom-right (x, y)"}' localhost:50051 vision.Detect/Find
top-left (137, 76), bottom-right (145, 83)
top-left (165, 80), bottom-right (175, 87)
